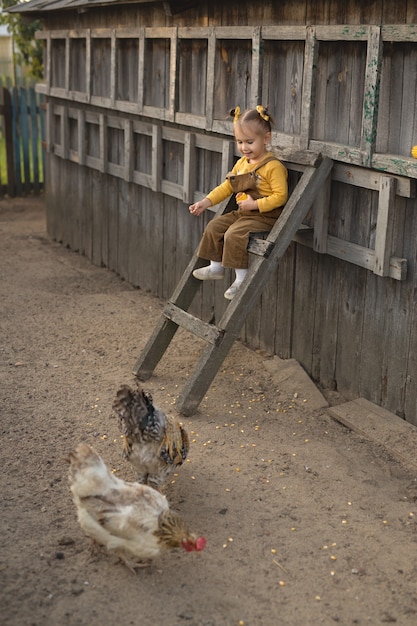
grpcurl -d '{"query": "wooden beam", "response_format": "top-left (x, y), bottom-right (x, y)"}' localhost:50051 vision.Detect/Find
top-left (151, 124), bottom-right (162, 192)
top-left (99, 113), bottom-right (107, 174)
top-left (86, 29), bottom-right (91, 104)
top-left (183, 132), bottom-right (196, 203)
top-left (65, 36), bottom-right (70, 97)
top-left (110, 29), bottom-right (116, 107)
top-left (168, 28), bottom-right (178, 122)
top-left (374, 176), bottom-right (397, 276)
top-left (293, 230), bottom-right (407, 281)
top-left (124, 119), bottom-right (133, 182)
top-left (360, 25), bottom-right (382, 167)
top-left (163, 302), bottom-right (224, 345)
top-left (78, 108), bottom-right (85, 166)
top-left (205, 28), bottom-right (216, 131)
top-left (250, 26), bottom-right (262, 108)
top-left (137, 28), bottom-right (145, 113)
top-left (312, 173), bottom-right (331, 253)
top-left (299, 26), bottom-right (318, 150)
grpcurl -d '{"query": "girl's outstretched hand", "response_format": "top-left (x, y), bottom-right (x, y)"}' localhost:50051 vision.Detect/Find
top-left (189, 198), bottom-right (212, 216)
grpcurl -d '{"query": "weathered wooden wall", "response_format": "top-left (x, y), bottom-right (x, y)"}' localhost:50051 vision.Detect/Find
top-left (33, 0), bottom-right (417, 424)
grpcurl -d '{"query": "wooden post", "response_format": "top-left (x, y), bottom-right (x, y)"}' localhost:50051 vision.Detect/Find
top-left (374, 176), bottom-right (397, 276)
top-left (29, 88), bottom-right (41, 195)
top-left (3, 87), bottom-right (16, 197)
top-left (11, 87), bottom-right (22, 196)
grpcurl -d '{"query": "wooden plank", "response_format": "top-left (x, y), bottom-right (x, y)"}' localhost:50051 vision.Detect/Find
top-left (195, 134), bottom-right (227, 152)
top-left (280, 149), bottom-right (322, 168)
top-left (310, 254), bottom-right (339, 388)
top-left (99, 113), bottom-right (107, 174)
top-left (137, 29), bottom-right (145, 113)
top-left (292, 243), bottom-right (319, 375)
top-left (381, 274), bottom-right (414, 418)
top-left (61, 104), bottom-right (69, 161)
top-left (328, 398), bottom-right (417, 470)
top-left (86, 29), bottom-right (91, 103)
top-left (65, 37), bottom-right (70, 96)
top-left (315, 25), bottom-right (370, 41)
top-left (110, 29), bottom-right (116, 107)
top-left (294, 229), bottom-right (407, 281)
top-left (332, 162), bottom-right (415, 198)
top-left (161, 126), bottom-right (184, 142)
top-left (371, 154), bottom-right (417, 180)
top-left (161, 180), bottom-right (183, 200)
top-left (261, 25), bottom-right (307, 40)
top-left (161, 195), bottom-right (180, 299)
top-left (247, 238), bottom-right (274, 257)
top-left (168, 28), bottom-right (178, 122)
top-left (18, 88), bottom-right (31, 194)
top-left (183, 132), bottom-right (196, 203)
top-left (299, 26), bottom-right (317, 149)
top-left (108, 176), bottom-right (123, 276)
top-left (145, 27), bottom-right (176, 38)
top-left (374, 176), bottom-right (397, 276)
top-left (91, 28), bottom-right (113, 39)
top-left (175, 112), bottom-right (206, 129)
top-left (221, 139), bottom-right (235, 179)
top-left (178, 27), bottom-right (211, 38)
top-left (214, 26), bottom-right (260, 39)
top-left (205, 28), bottom-right (216, 131)
top-left (312, 173), bottom-right (331, 253)
top-left (151, 124), bottom-right (162, 192)
top-left (309, 140), bottom-right (363, 164)
top-left (338, 263), bottom-right (366, 398)
top-left (163, 302), bottom-right (223, 345)
top-left (3, 87), bottom-right (15, 197)
top-left (360, 26), bottom-right (382, 166)
top-left (49, 30), bottom-right (70, 39)
top-left (250, 26), bottom-right (262, 108)
top-left (114, 28), bottom-right (143, 39)
top-left (77, 108), bottom-right (85, 166)
top-left (381, 24), bottom-right (417, 42)
top-left (11, 88), bottom-right (22, 196)
top-left (124, 119), bottom-right (133, 182)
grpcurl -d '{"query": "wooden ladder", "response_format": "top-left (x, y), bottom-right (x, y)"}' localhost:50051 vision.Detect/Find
top-left (133, 154), bottom-right (334, 416)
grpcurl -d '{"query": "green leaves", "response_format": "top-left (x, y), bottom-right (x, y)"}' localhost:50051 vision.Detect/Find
top-left (0, 1), bottom-right (44, 80)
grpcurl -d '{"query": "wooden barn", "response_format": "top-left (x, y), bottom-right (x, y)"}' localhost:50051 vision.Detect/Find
top-left (9, 0), bottom-right (417, 422)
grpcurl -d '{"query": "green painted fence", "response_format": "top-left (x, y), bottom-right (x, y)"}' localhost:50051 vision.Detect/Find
top-left (0, 85), bottom-right (45, 197)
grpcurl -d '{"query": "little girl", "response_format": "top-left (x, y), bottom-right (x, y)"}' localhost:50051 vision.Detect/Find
top-left (189, 105), bottom-right (288, 300)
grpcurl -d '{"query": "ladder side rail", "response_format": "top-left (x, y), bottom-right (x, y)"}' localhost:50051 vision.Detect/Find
top-left (219, 158), bottom-right (334, 331)
top-left (133, 196), bottom-right (233, 378)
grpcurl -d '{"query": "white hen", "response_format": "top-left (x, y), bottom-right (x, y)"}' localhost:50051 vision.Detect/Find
top-left (67, 443), bottom-right (206, 570)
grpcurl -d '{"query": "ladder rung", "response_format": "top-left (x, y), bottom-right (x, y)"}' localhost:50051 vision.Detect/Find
top-left (248, 238), bottom-right (274, 257)
top-left (248, 225), bottom-right (313, 257)
top-left (163, 302), bottom-right (224, 345)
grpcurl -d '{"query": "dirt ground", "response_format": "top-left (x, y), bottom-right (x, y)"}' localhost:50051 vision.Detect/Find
top-left (1, 195), bottom-right (417, 626)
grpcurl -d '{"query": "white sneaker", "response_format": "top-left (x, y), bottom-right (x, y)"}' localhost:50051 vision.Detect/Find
top-left (193, 266), bottom-right (225, 281)
top-left (224, 281), bottom-right (243, 300)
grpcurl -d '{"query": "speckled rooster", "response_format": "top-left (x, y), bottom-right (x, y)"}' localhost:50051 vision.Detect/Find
top-left (112, 384), bottom-right (189, 490)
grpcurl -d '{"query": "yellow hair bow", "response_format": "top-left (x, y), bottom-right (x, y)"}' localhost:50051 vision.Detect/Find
top-left (233, 106), bottom-right (241, 122)
top-left (256, 105), bottom-right (269, 121)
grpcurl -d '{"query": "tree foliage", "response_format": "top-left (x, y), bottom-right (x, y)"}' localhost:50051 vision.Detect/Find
top-left (0, 0), bottom-right (44, 80)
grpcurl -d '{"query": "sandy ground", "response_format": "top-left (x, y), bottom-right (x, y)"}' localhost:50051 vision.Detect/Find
top-left (1, 195), bottom-right (417, 626)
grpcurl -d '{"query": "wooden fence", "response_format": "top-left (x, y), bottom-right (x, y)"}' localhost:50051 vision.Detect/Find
top-left (0, 85), bottom-right (45, 197)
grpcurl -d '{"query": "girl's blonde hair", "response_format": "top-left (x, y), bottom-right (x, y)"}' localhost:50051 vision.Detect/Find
top-left (229, 105), bottom-right (275, 135)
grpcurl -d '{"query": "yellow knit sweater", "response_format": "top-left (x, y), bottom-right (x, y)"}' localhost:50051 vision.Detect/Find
top-left (206, 152), bottom-right (288, 213)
